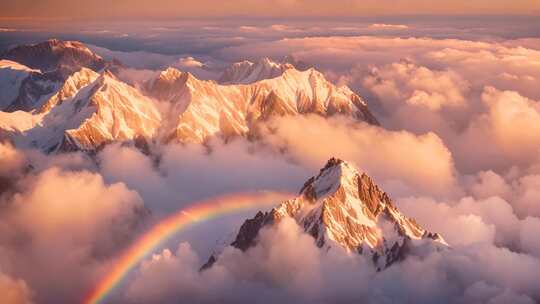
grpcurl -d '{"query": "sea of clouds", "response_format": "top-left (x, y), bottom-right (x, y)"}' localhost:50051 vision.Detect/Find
top-left (1, 17), bottom-right (540, 303)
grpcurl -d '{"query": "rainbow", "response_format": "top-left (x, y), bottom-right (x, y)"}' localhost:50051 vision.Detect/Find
top-left (83, 191), bottom-right (293, 304)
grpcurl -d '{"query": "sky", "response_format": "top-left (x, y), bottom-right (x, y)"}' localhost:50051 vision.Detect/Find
top-left (1, 0), bottom-right (539, 19)
top-left (1, 15), bottom-right (540, 56)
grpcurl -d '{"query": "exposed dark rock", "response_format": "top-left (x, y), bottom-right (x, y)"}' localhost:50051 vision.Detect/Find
top-left (202, 158), bottom-right (447, 272)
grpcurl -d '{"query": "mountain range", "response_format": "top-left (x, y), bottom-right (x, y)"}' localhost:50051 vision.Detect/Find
top-left (0, 39), bottom-right (447, 273)
top-left (0, 39), bottom-right (377, 151)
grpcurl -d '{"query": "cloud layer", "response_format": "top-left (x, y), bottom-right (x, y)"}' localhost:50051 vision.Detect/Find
top-left (123, 218), bottom-right (540, 304)
top-left (1, 24), bottom-right (540, 304)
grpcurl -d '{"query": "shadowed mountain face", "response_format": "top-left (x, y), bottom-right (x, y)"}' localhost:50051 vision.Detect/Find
top-left (0, 39), bottom-right (109, 113)
top-left (204, 158), bottom-right (447, 271)
top-left (1, 39), bottom-right (106, 72)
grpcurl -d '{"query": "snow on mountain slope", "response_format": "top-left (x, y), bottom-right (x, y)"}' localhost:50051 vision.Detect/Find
top-left (1, 39), bottom-right (377, 151)
top-left (17, 71), bottom-right (161, 152)
top-left (0, 68), bottom-right (101, 139)
top-left (0, 39), bottom-right (115, 113)
top-left (148, 66), bottom-right (378, 143)
top-left (0, 111), bottom-right (41, 133)
top-left (219, 56), bottom-right (312, 84)
top-left (5, 69), bottom-right (67, 113)
top-left (38, 67), bottom-right (100, 113)
top-left (204, 158), bottom-right (447, 270)
top-left (1, 39), bottom-right (106, 72)
top-left (218, 57), bottom-right (295, 84)
top-left (0, 60), bottom-right (39, 110)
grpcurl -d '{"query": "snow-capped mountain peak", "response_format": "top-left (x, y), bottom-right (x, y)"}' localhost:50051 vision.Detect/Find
top-left (205, 158), bottom-right (447, 270)
top-left (1, 40), bottom-right (378, 152)
top-left (12, 69), bottom-right (161, 152)
top-left (157, 67), bottom-right (185, 82)
top-left (0, 60), bottom-right (40, 110)
top-left (39, 67), bottom-right (100, 113)
top-left (0, 59), bottom-right (38, 72)
top-left (1, 39), bottom-right (106, 72)
top-left (147, 64), bottom-right (378, 144)
top-left (299, 158), bottom-right (360, 199)
top-left (0, 39), bottom-right (114, 113)
top-left (218, 57), bottom-right (294, 84)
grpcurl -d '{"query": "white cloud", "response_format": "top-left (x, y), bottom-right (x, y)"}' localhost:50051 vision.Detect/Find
top-left (258, 115), bottom-right (458, 197)
top-left (520, 217), bottom-right (540, 258)
top-left (0, 142), bottom-right (26, 177)
top-left (363, 61), bottom-right (469, 111)
top-left (218, 37), bottom-right (540, 174)
top-left (124, 215), bottom-right (540, 304)
top-left (369, 23), bottom-right (409, 30)
top-left (0, 272), bottom-right (33, 304)
top-left (3, 31), bottom-right (540, 304)
top-left (0, 167), bottom-right (146, 303)
top-left (457, 87), bottom-right (540, 171)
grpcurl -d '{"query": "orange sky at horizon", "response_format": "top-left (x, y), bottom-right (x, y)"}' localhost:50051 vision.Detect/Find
top-left (1, 0), bottom-right (539, 20)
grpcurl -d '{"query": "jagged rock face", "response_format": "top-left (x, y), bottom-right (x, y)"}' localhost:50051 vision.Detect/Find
top-left (5, 66), bottom-right (85, 113)
top-left (0, 40), bottom-right (111, 112)
top-left (148, 66), bottom-right (378, 143)
top-left (0, 41), bottom-right (160, 152)
top-left (38, 67), bottom-right (100, 113)
top-left (218, 57), bottom-right (295, 84)
top-left (206, 158), bottom-right (447, 270)
top-left (0, 60), bottom-right (67, 112)
top-left (218, 57), bottom-right (312, 84)
top-left (61, 72), bottom-right (161, 151)
top-left (18, 70), bottom-right (161, 152)
top-left (0, 60), bottom-right (38, 110)
top-left (282, 55), bottom-right (312, 71)
top-left (0, 67), bottom-right (100, 134)
top-left (1, 39), bottom-right (106, 72)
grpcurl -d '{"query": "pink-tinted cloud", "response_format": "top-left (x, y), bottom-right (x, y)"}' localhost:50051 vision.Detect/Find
top-left (258, 115), bottom-right (458, 197)
top-left (0, 166), bottom-right (146, 303)
top-left (0, 272), bottom-right (33, 304)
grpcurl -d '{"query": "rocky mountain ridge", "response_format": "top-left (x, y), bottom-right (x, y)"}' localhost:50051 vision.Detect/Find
top-left (147, 65), bottom-right (378, 143)
top-left (0, 39), bottom-right (110, 112)
top-left (204, 158), bottom-right (447, 270)
top-left (1, 39), bottom-right (377, 152)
